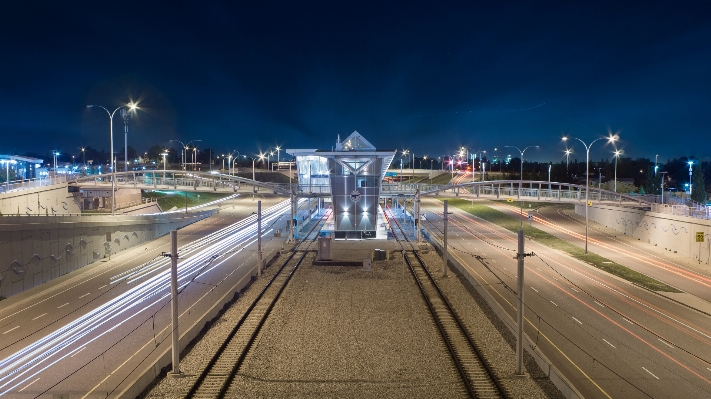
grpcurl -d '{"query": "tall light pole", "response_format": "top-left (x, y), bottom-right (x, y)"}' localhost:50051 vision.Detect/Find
top-left (562, 134), bottom-right (618, 253)
top-left (504, 145), bottom-right (539, 227)
top-left (275, 145), bottom-right (281, 169)
top-left (121, 104), bottom-right (137, 172)
top-left (87, 103), bottom-right (136, 216)
top-left (613, 150), bottom-right (622, 192)
top-left (170, 139), bottom-right (201, 170)
top-left (81, 147), bottom-right (86, 174)
top-left (655, 154), bottom-right (659, 177)
top-left (161, 152), bottom-right (169, 182)
top-left (688, 160), bottom-right (694, 195)
top-left (564, 149), bottom-right (572, 173)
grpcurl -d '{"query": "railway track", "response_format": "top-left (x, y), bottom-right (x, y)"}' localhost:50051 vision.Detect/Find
top-left (183, 208), bottom-right (330, 398)
top-left (384, 206), bottom-right (509, 399)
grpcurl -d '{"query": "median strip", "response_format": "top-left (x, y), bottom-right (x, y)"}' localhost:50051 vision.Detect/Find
top-left (442, 198), bottom-right (681, 293)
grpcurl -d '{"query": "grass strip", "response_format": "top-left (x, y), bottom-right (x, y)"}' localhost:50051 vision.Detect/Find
top-left (142, 190), bottom-right (233, 211)
top-left (441, 198), bottom-right (681, 293)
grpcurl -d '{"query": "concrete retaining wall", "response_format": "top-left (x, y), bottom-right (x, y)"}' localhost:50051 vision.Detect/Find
top-left (0, 211), bottom-right (215, 298)
top-left (0, 183), bottom-right (81, 216)
top-left (575, 204), bottom-right (711, 264)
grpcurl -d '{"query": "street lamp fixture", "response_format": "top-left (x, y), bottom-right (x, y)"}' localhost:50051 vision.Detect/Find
top-left (87, 102), bottom-right (137, 216)
top-left (503, 145), bottom-right (539, 227)
top-left (562, 134), bottom-right (618, 253)
top-left (688, 160), bottom-right (694, 195)
top-left (613, 150), bottom-right (622, 192)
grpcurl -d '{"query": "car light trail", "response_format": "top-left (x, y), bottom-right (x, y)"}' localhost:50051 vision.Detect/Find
top-left (0, 199), bottom-right (295, 395)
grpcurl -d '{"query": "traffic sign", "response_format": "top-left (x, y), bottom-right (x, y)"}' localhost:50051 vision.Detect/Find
top-left (506, 197), bottom-right (514, 203)
top-left (587, 201), bottom-right (593, 206)
top-left (696, 232), bottom-right (705, 243)
top-left (527, 213), bottom-right (533, 220)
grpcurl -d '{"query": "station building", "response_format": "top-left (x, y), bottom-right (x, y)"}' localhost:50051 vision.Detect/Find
top-left (287, 131), bottom-right (395, 239)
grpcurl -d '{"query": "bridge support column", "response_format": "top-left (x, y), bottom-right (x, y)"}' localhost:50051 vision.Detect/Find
top-left (537, 183), bottom-right (540, 200)
top-left (558, 186), bottom-right (561, 202)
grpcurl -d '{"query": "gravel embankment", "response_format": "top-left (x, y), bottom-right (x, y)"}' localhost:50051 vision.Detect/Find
top-left (143, 247), bottom-right (563, 398)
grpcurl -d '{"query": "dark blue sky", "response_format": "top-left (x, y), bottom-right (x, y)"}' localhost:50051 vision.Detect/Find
top-left (1, 1), bottom-right (710, 163)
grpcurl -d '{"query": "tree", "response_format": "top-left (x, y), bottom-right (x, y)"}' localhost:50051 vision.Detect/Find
top-left (691, 164), bottom-right (707, 204)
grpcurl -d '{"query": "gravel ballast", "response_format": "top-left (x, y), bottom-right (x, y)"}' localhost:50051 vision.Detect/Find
top-left (143, 245), bottom-right (563, 398)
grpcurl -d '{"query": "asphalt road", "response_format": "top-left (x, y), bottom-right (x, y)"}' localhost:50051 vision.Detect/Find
top-left (0, 195), bottom-right (295, 398)
top-left (419, 197), bottom-right (711, 399)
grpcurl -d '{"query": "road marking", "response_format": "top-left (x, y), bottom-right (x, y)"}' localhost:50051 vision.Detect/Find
top-left (707, 368), bottom-right (711, 372)
top-left (571, 317), bottom-right (582, 325)
top-left (658, 339), bottom-right (674, 348)
top-left (32, 313), bottom-right (47, 320)
top-left (71, 347), bottom-right (86, 357)
top-left (550, 301), bottom-right (558, 307)
top-left (57, 303), bottom-right (69, 309)
top-left (18, 378), bottom-right (39, 392)
top-left (2, 326), bottom-right (20, 334)
top-left (531, 287), bottom-right (538, 293)
top-left (79, 293), bottom-right (90, 298)
top-left (98, 285), bottom-right (107, 289)
top-left (571, 288), bottom-right (579, 293)
top-left (642, 367), bottom-right (659, 379)
top-left (623, 318), bottom-right (634, 324)
top-left (603, 339), bottom-right (616, 348)
top-left (594, 301), bottom-right (605, 308)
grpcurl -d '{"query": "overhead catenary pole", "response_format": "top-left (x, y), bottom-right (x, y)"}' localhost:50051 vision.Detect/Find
top-left (443, 200), bottom-right (448, 277)
top-left (515, 229), bottom-right (527, 377)
top-left (168, 230), bottom-right (184, 378)
top-left (257, 200), bottom-right (263, 276)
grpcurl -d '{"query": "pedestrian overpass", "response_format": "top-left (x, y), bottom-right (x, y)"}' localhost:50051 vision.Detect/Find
top-left (66, 171), bottom-right (655, 208)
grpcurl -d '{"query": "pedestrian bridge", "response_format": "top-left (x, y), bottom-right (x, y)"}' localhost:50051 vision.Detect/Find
top-left (67, 172), bottom-right (656, 208)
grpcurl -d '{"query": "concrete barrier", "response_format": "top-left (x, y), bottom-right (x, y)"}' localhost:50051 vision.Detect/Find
top-left (0, 183), bottom-right (81, 216)
top-left (0, 211), bottom-right (215, 298)
top-left (576, 204), bottom-right (711, 264)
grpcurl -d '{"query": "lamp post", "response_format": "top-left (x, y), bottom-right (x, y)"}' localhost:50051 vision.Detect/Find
top-left (613, 150), bottom-right (622, 192)
top-left (564, 149), bottom-right (572, 173)
top-left (121, 104), bottom-right (138, 172)
top-left (170, 139), bottom-right (201, 170)
top-left (655, 154), bottom-right (659, 177)
top-left (161, 152), bottom-right (169, 183)
top-left (275, 145), bottom-right (281, 169)
top-left (562, 134), bottom-right (618, 253)
top-left (81, 147), bottom-right (86, 174)
top-left (504, 145), bottom-right (539, 227)
top-left (87, 103), bottom-right (137, 216)
top-left (659, 171), bottom-right (668, 205)
top-left (688, 160), bottom-right (694, 195)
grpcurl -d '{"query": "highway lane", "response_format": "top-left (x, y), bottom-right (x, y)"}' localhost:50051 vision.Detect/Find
top-left (489, 202), bottom-right (711, 307)
top-left (419, 197), bottom-right (711, 398)
top-left (0, 195), bottom-right (299, 398)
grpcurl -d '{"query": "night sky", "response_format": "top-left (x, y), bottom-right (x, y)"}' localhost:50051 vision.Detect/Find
top-left (1, 1), bottom-right (710, 163)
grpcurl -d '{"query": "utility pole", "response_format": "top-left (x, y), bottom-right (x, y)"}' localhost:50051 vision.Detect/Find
top-left (257, 200), bottom-right (262, 276)
top-left (166, 230), bottom-right (184, 378)
top-left (443, 200), bottom-right (448, 277)
top-left (515, 229), bottom-right (532, 377)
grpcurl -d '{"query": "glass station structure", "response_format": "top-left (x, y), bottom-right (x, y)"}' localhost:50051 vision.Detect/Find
top-left (287, 131), bottom-right (395, 239)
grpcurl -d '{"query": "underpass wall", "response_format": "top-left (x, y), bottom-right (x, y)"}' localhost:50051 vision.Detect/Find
top-left (575, 204), bottom-right (711, 263)
top-left (0, 183), bottom-right (81, 216)
top-left (0, 211), bottom-right (215, 298)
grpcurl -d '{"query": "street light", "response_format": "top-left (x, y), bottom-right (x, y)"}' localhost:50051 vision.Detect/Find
top-left (275, 145), bottom-right (281, 169)
top-left (688, 160), bottom-right (694, 195)
top-left (613, 150), bottom-right (622, 192)
top-left (655, 154), bottom-right (659, 177)
top-left (121, 103), bottom-right (138, 172)
top-left (161, 151), bottom-right (169, 182)
top-left (87, 103), bottom-right (136, 216)
top-left (170, 139), bottom-right (201, 170)
top-left (564, 149), bottom-right (572, 173)
top-left (504, 145), bottom-right (539, 227)
top-left (562, 134), bottom-right (618, 253)
top-left (81, 147), bottom-right (86, 174)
